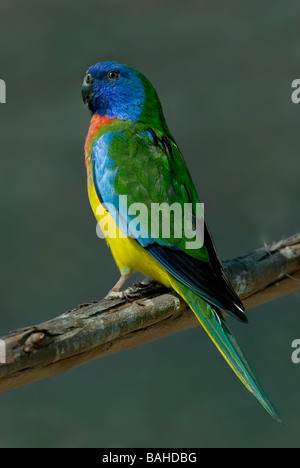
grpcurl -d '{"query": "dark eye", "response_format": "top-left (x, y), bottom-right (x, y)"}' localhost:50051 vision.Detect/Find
top-left (107, 70), bottom-right (120, 81)
top-left (85, 74), bottom-right (93, 85)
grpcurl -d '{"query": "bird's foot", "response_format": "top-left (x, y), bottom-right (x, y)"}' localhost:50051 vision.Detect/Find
top-left (105, 276), bottom-right (159, 301)
top-left (105, 286), bottom-right (135, 301)
top-left (105, 272), bottom-right (133, 300)
top-left (105, 290), bottom-right (125, 300)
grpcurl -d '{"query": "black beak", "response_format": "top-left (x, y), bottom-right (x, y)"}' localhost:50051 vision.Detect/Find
top-left (82, 74), bottom-right (94, 112)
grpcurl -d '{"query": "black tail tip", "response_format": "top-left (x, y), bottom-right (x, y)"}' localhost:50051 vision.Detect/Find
top-left (240, 314), bottom-right (249, 325)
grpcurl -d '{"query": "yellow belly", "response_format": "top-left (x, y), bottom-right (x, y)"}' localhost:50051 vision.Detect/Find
top-left (88, 184), bottom-right (173, 288)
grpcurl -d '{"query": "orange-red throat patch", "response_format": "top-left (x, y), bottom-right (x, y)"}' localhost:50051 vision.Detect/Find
top-left (84, 114), bottom-right (116, 184)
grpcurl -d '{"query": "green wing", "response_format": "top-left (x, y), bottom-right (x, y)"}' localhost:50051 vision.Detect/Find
top-left (93, 125), bottom-right (246, 322)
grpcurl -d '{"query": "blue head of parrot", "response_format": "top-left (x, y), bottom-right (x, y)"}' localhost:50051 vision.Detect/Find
top-left (82, 61), bottom-right (166, 126)
top-left (82, 61), bottom-right (148, 120)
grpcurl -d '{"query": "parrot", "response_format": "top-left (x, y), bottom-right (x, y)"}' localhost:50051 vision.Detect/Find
top-left (81, 61), bottom-right (280, 422)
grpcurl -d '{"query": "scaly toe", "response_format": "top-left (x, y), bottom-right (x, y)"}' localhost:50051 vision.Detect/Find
top-left (105, 290), bottom-right (126, 300)
top-left (105, 287), bottom-right (135, 301)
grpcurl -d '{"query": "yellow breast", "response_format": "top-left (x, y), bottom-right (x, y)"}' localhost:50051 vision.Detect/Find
top-left (88, 184), bottom-right (172, 288)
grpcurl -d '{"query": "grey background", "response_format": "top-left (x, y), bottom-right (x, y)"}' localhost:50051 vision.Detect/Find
top-left (0, 0), bottom-right (299, 448)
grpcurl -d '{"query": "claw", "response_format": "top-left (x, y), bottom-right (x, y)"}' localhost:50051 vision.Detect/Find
top-left (105, 290), bottom-right (126, 300)
top-left (105, 272), bottom-right (132, 300)
top-left (105, 286), bottom-right (135, 301)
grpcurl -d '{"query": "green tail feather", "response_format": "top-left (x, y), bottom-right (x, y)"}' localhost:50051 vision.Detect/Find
top-left (173, 281), bottom-right (281, 423)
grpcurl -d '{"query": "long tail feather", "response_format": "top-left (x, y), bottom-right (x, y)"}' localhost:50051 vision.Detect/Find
top-left (172, 280), bottom-right (281, 423)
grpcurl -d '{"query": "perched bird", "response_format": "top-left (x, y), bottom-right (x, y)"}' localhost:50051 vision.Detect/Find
top-left (82, 61), bottom-right (280, 421)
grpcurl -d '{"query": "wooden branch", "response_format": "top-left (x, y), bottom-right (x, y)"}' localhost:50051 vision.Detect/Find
top-left (0, 233), bottom-right (300, 393)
